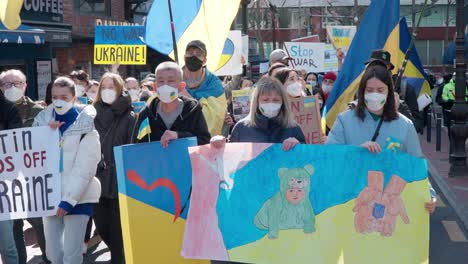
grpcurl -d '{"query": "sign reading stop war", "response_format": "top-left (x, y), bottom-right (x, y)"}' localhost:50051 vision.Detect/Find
top-left (94, 25), bottom-right (146, 65)
top-left (0, 127), bottom-right (60, 221)
top-left (289, 96), bottom-right (323, 144)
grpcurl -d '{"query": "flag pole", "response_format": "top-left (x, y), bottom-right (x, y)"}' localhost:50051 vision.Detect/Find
top-left (394, 0), bottom-right (429, 93)
top-left (168, 0), bottom-right (179, 64)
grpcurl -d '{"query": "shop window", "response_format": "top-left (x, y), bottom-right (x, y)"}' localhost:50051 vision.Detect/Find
top-left (74, 0), bottom-right (111, 16)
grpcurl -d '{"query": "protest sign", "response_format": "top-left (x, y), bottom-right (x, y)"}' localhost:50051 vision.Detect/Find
top-left (324, 44), bottom-right (339, 72)
top-left (259, 62), bottom-right (269, 74)
top-left (241, 35), bottom-right (249, 64)
top-left (326, 26), bottom-right (357, 52)
top-left (0, 127), bottom-right (60, 221)
top-left (114, 138), bottom-right (208, 264)
top-left (289, 96), bottom-right (323, 144)
top-left (182, 143), bottom-right (430, 264)
top-left (94, 25), bottom-right (146, 65)
top-left (284, 42), bottom-right (325, 73)
top-left (215, 30), bottom-right (243, 76)
top-left (231, 89), bottom-right (252, 121)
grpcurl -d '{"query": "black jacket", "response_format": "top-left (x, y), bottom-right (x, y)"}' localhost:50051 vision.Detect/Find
top-left (94, 95), bottom-right (136, 198)
top-left (0, 93), bottom-right (23, 130)
top-left (133, 96), bottom-right (210, 145)
top-left (229, 113), bottom-right (306, 144)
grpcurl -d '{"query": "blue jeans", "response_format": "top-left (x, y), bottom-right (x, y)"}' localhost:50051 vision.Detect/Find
top-left (0, 220), bottom-right (18, 264)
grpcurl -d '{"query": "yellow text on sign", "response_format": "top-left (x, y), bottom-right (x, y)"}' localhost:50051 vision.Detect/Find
top-left (94, 45), bottom-right (146, 65)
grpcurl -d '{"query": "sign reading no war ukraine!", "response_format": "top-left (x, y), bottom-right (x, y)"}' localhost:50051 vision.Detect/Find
top-left (94, 25), bottom-right (147, 65)
top-left (0, 127), bottom-right (61, 221)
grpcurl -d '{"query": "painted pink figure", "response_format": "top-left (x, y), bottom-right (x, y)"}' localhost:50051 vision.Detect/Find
top-left (379, 175), bottom-right (409, 236)
top-left (353, 171), bottom-right (384, 234)
top-left (182, 143), bottom-right (271, 260)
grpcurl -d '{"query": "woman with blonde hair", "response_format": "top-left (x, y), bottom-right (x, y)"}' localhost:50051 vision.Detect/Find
top-left (211, 76), bottom-right (305, 151)
top-left (93, 72), bottom-right (135, 263)
top-left (33, 76), bottom-right (101, 264)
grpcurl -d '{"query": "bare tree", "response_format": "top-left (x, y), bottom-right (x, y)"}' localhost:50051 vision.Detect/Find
top-left (250, 0), bottom-right (266, 58)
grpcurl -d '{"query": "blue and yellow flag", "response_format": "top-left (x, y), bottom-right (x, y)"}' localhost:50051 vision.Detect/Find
top-left (137, 118), bottom-right (151, 140)
top-left (145, 0), bottom-right (241, 71)
top-left (0, 0), bottom-right (23, 30)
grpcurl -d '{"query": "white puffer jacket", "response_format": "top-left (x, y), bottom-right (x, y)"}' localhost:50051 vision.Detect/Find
top-left (33, 105), bottom-right (101, 206)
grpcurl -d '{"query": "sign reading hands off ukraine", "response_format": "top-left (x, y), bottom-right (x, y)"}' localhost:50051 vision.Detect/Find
top-left (182, 143), bottom-right (430, 264)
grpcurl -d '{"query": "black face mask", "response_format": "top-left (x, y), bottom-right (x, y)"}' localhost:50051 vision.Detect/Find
top-left (185, 56), bottom-right (204, 72)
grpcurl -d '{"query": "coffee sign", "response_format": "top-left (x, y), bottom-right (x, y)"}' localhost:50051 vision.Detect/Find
top-left (21, 0), bottom-right (64, 23)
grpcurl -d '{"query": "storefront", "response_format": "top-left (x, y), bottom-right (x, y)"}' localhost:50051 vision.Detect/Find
top-left (0, 0), bottom-right (71, 101)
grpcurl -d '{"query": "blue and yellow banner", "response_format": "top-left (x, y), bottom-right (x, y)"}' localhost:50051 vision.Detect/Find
top-left (114, 138), bottom-right (208, 264)
top-left (144, 0), bottom-right (241, 71)
top-left (0, 0), bottom-right (23, 30)
top-left (94, 26), bottom-right (146, 65)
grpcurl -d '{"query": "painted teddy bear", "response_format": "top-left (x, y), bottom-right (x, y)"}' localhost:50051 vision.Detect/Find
top-left (254, 165), bottom-right (316, 239)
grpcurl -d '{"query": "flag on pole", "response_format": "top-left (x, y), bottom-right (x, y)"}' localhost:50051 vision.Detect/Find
top-left (137, 118), bottom-right (152, 140)
top-left (324, 0), bottom-right (400, 130)
top-left (0, 0), bottom-right (23, 30)
top-left (145, 0), bottom-right (241, 71)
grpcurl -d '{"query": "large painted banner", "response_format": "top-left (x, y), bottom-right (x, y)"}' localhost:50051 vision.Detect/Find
top-left (284, 42), bottom-right (325, 73)
top-left (0, 127), bottom-right (60, 221)
top-left (114, 138), bottom-right (208, 264)
top-left (182, 143), bottom-right (430, 264)
top-left (94, 25), bottom-right (146, 65)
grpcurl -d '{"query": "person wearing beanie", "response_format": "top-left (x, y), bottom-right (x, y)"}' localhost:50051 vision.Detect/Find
top-left (322, 72), bottom-right (337, 102)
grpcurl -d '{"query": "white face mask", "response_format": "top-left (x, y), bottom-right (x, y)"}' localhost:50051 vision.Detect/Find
top-left (75, 85), bottom-right (86, 97)
top-left (4, 85), bottom-right (24, 102)
top-left (322, 84), bottom-right (333, 94)
top-left (128, 89), bottom-right (140, 102)
top-left (87, 92), bottom-right (97, 101)
top-left (286, 82), bottom-right (303, 97)
top-left (364, 92), bottom-right (387, 112)
top-left (436, 78), bottom-right (443, 85)
top-left (309, 80), bottom-right (317, 87)
top-left (53, 99), bottom-right (74, 115)
top-left (259, 103), bottom-right (282, 118)
top-left (101, 89), bottom-right (117, 104)
top-left (157, 85), bottom-right (178, 103)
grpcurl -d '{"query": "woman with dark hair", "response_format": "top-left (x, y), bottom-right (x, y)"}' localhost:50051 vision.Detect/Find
top-left (274, 68), bottom-right (306, 98)
top-left (70, 70), bottom-right (90, 98)
top-left (326, 64), bottom-right (436, 214)
top-left (267, 62), bottom-right (287, 77)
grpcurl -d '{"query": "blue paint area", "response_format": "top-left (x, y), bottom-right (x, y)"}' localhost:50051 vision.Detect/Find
top-left (325, 0), bottom-right (400, 111)
top-left (221, 39), bottom-right (234, 54)
top-left (145, 0), bottom-right (202, 55)
top-left (373, 203), bottom-right (385, 219)
top-left (95, 26), bottom-right (146, 45)
top-left (216, 144), bottom-right (427, 250)
top-left (114, 138), bottom-right (197, 219)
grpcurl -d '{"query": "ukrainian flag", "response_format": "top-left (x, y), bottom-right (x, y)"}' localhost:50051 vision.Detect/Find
top-left (0, 0), bottom-right (23, 30)
top-left (137, 118), bottom-right (151, 140)
top-left (324, 0), bottom-right (431, 130)
top-left (145, 0), bottom-right (241, 71)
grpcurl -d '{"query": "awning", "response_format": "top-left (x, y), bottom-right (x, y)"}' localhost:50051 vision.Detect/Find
top-left (0, 23), bottom-right (45, 44)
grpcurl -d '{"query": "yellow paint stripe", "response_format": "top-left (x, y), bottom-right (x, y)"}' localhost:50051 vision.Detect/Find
top-left (442, 221), bottom-right (468, 242)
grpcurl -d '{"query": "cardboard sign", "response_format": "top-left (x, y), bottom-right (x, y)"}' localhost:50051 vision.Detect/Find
top-left (0, 127), bottom-right (60, 221)
top-left (284, 42), bottom-right (325, 73)
top-left (289, 96), bottom-right (323, 144)
top-left (215, 30), bottom-right (243, 76)
top-left (182, 143), bottom-right (430, 264)
top-left (326, 26), bottom-right (357, 52)
top-left (231, 89), bottom-right (252, 121)
top-left (94, 26), bottom-right (146, 65)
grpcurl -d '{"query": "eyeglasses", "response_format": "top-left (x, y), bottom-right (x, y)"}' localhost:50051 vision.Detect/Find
top-left (1, 81), bottom-right (24, 87)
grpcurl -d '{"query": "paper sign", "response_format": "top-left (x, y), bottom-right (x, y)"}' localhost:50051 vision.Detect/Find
top-left (417, 93), bottom-right (432, 111)
top-left (0, 127), bottom-right (61, 221)
top-left (182, 143), bottom-right (430, 264)
top-left (324, 44), bottom-right (339, 72)
top-left (94, 26), bottom-right (147, 65)
top-left (215, 30), bottom-right (243, 76)
top-left (232, 89), bottom-right (252, 121)
top-left (259, 62), bottom-right (269, 74)
top-left (289, 96), bottom-right (323, 144)
top-left (326, 26), bottom-right (357, 51)
top-left (283, 42), bottom-right (325, 73)
top-left (36, 60), bottom-right (52, 101)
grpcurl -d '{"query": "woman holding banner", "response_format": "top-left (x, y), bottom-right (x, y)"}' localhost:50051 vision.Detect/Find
top-left (93, 72), bottom-right (135, 264)
top-left (325, 64), bottom-right (436, 214)
top-left (274, 68), bottom-right (307, 98)
top-left (33, 77), bottom-right (101, 264)
top-left (211, 76), bottom-right (305, 151)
